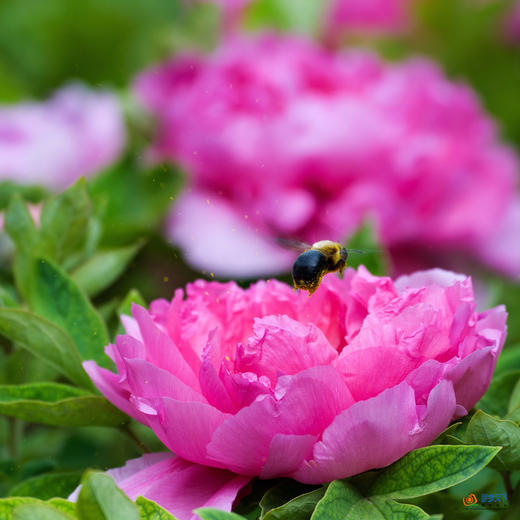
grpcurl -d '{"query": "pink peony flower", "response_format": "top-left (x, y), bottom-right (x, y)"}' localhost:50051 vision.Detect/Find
top-left (326, 0), bottom-right (413, 35)
top-left (84, 268), bottom-right (506, 518)
top-left (0, 84), bottom-right (125, 190)
top-left (135, 34), bottom-right (520, 279)
top-left (505, 0), bottom-right (520, 43)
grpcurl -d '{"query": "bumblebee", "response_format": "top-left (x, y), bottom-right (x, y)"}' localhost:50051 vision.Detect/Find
top-left (279, 239), bottom-right (348, 295)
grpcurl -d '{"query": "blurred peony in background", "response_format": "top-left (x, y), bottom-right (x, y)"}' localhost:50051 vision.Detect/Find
top-left (0, 0), bottom-right (520, 518)
top-left (135, 33), bottom-right (519, 278)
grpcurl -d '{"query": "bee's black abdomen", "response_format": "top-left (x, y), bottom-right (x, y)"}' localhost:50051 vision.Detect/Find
top-left (292, 250), bottom-right (327, 285)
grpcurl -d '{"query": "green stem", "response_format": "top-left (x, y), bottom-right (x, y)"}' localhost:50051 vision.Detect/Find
top-left (120, 425), bottom-right (150, 454)
top-left (501, 472), bottom-right (514, 498)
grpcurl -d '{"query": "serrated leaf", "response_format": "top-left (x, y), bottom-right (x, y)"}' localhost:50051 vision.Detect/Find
top-left (39, 179), bottom-right (92, 264)
top-left (71, 243), bottom-right (142, 297)
top-left (12, 504), bottom-right (75, 520)
top-left (135, 497), bottom-right (176, 520)
top-left (369, 445), bottom-right (500, 499)
top-left (0, 382), bottom-right (128, 427)
top-left (27, 257), bottom-right (110, 368)
top-left (465, 410), bottom-right (520, 470)
top-left (10, 472), bottom-right (81, 500)
top-left (263, 488), bottom-right (325, 520)
top-left (0, 308), bottom-right (92, 389)
top-left (77, 472), bottom-right (139, 520)
top-left (194, 509), bottom-right (246, 520)
top-left (311, 480), bottom-right (362, 520)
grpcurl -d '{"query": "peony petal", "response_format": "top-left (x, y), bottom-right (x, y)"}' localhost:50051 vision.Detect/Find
top-left (290, 380), bottom-right (454, 484)
top-left (159, 397), bottom-right (231, 465)
top-left (235, 315), bottom-right (338, 385)
top-left (101, 453), bottom-right (250, 520)
top-left (445, 346), bottom-right (498, 414)
top-left (82, 361), bottom-right (142, 423)
top-left (260, 433), bottom-right (316, 479)
top-left (395, 269), bottom-right (468, 293)
top-left (166, 191), bottom-right (293, 277)
top-left (335, 346), bottom-right (418, 400)
top-left (206, 395), bottom-right (280, 475)
top-left (275, 366), bottom-right (355, 434)
top-left (132, 304), bottom-right (200, 390)
top-left (124, 358), bottom-right (206, 404)
top-left (199, 357), bottom-right (238, 413)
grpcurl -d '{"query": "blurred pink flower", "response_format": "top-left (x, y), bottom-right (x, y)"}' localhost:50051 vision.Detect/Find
top-left (505, 0), bottom-right (520, 43)
top-left (326, 0), bottom-right (413, 35)
top-left (0, 84), bottom-right (125, 190)
top-left (135, 34), bottom-right (520, 279)
top-left (84, 268), bottom-right (506, 516)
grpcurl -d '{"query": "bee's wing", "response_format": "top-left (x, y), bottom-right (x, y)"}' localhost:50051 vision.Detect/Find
top-left (277, 238), bottom-right (311, 252)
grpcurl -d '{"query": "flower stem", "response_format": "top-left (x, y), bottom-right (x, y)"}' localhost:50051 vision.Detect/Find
top-left (120, 425), bottom-right (150, 454)
top-left (501, 472), bottom-right (514, 497)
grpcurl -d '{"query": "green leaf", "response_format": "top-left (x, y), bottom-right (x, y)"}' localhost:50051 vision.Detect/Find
top-left (88, 160), bottom-right (182, 243)
top-left (465, 410), bottom-right (520, 471)
top-left (0, 382), bottom-right (128, 427)
top-left (368, 498), bottom-right (431, 520)
top-left (345, 219), bottom-right (389, 276)
top-left (0, 285), bottom-right (18, 308)
top-left (0, 498), bottom-right (41, 520)
top-left (369, 445), bottom-right (500, 499)
top-left (194, 510), bottom-right (247, 520)
top-left (0, 182), bottom-right (47, 211)
top-left (431, 422), bottom-right (462, 445)
top-left (9, 472), bottom-right (81, 500)
top-left (311, 484), bottom-right (436, 520)
top-left (71, 242), bottom-right (143, 297)
top-left (48, 501), bottom-right (77, 517)
top-left (259, 481), bottom-right (318, 517)
top-left (39, 179), bottom-right (92, 264)
top-left (135, 497), bottom-right (176, 520)
top-left (12, 504), bottom-right (75, 520)
top-left (117, 289), bottom-right (146, 318)
top-left (507, 377), bottom-right (520, 420)
top-left (115, 289), bottom-right (146, 336)
top-left (0, 498), bottom-right (74, 520)
top-left (27, 257), bottom-right (110, 369)
top-left (263, 488), bottom-right (325, 520)
top-left (0, 308), bottom-right (92, 389)
top-left (478, 370), bottom-right (520, 417)
top-left (311, 480), bottom-right (362, 520)
top-left (77, 472), bottom-right (139, 520)
top-left (4, 195), bottom-right (39, 253)
top-left (495, 344), bottom-right (520, 374)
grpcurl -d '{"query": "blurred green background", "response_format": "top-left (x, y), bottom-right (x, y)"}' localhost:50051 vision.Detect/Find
top-left (0, 0), bottom-right (519, 513)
